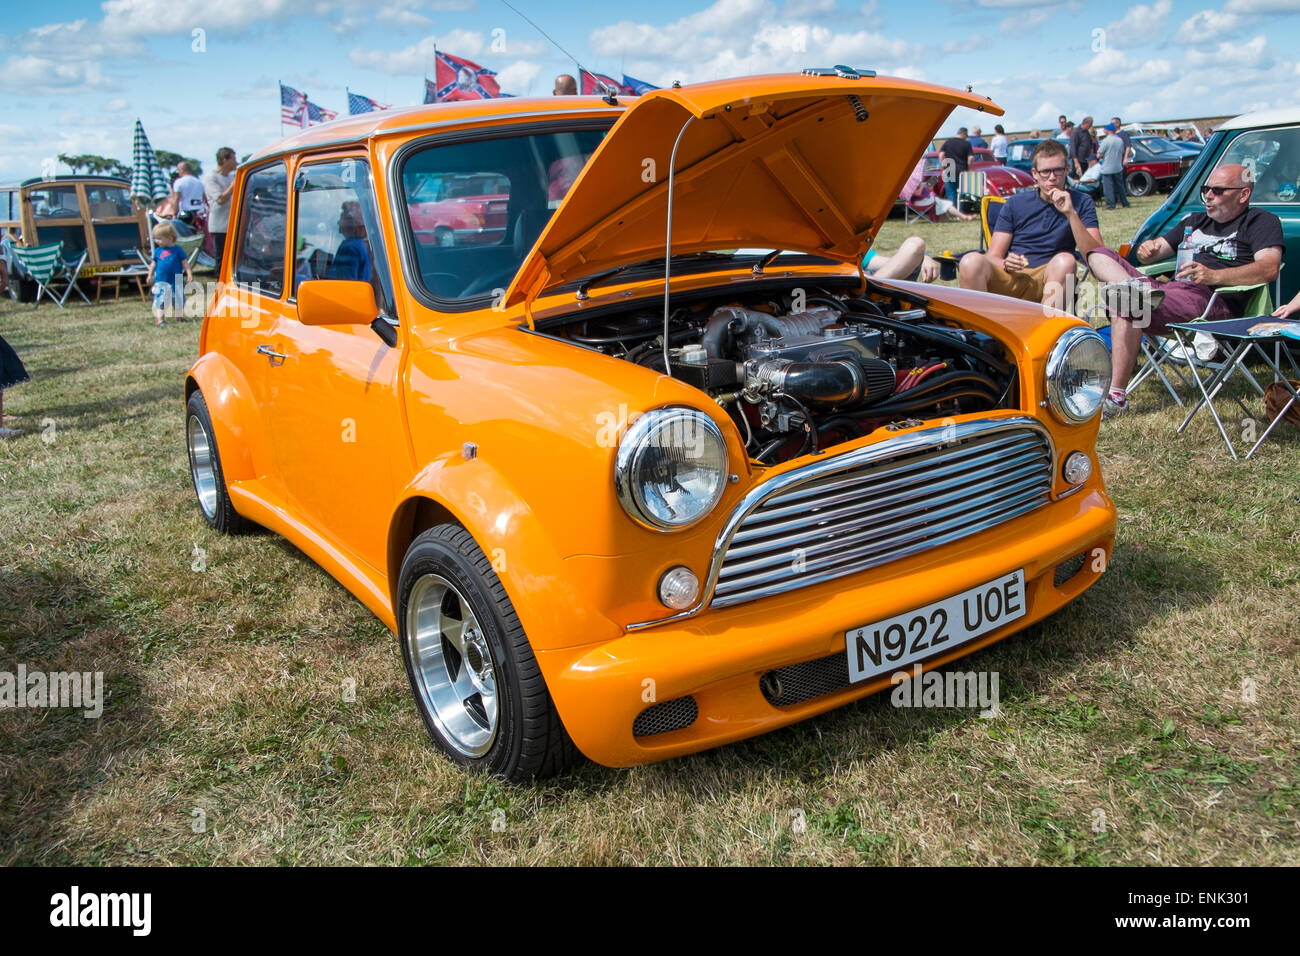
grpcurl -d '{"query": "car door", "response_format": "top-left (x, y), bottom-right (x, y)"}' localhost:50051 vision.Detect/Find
top-left (221, 160), bottom-right (292, 493)
top-left (25, 181), bottom-right (89, 262)
top-left (261, 155), bottom-right (409, 574)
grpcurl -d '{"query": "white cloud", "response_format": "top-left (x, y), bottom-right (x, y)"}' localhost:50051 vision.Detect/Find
top-left (349, 30), bottom-right (487, 74)
top-left (1073, 47), bottom-right (1173, 85)
top-left (999, 8), bottom-right (1051, 33)
top-left (1184, 34), bottom-right (1269, 68)
top-left (1174, 8), bottom-right (1243, 43)
top-left (376, 4), bottom-right (431, 27)
top-left (1224, 0), bottom-right (1300, 12)
top-left (103, 97), bottom-right (129, 111)
top-left (1105, 0), bottom-right (1173, 40)
top-left (783, 0), bottom-right (836, 14)
top-left (99, 0), bottom-right (319, 36)
top-left (495, 59), bottom-right (543, 96)
top-left (858, 1), bottom-right (883, 29)
top-left (0, 55), bottom-right (112, 93)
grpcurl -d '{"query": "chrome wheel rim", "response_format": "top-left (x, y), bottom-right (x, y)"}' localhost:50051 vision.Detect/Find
top-left (187, 416), bottom-right (218, 520)
top-left (406, 574), bottom-right (498, 757)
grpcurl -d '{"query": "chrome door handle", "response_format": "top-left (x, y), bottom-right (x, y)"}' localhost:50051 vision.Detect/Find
top-left (256, 344), bottom-right (288, 366)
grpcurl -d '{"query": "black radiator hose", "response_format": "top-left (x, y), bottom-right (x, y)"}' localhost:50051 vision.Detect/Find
top-left (863, 369), bottom-right (1002, 415)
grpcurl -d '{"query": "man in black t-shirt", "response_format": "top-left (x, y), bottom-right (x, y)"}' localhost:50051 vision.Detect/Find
top-left (939, 128), bottom-right (973, 206)
top-left (1085, 163), bottom-right (1284, 416)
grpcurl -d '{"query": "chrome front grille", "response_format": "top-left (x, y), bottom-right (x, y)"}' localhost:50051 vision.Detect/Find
top-left (709, 419), bottom-right (1054, 609)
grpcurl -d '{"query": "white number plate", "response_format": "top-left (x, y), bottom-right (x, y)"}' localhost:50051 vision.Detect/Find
top-left (845, 569), bottom-right (1026, 684)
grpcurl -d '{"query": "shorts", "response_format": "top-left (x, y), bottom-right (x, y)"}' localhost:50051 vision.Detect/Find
top-left (152, 281), bottom-right (184, 314)
top-left (986, 261), bottom-right (1050, 302)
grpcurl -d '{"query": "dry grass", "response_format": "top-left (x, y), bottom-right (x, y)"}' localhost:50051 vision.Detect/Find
top-left (2, 202), bottom-right (1298, 865)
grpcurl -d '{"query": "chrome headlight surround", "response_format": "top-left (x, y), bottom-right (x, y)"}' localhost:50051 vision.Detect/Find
top-left (1046, 327), bottom-right (1111, 425)
top-left (614, 407), bottom-right (728, 532)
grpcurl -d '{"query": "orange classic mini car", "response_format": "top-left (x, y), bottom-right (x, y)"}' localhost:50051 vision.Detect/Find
top-left (185, 69), bottom-right (1117, 781)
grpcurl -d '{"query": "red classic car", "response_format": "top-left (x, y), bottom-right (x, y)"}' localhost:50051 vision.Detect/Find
top-left (406, 171), bottom-right (510, 246)
top-left (921, 146), bottom-right (1034, 201)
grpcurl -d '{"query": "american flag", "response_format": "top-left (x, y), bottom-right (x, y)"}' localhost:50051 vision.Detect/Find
top-left (280, 83), bottom-right (308, 127)
top-left (307, 101), bottom-right (338, 124)
top-left (428, 50), bottom-right (500, 102)
top-left (580, 69), bottom-right (623, 96)
top-left (347, 90), bottom-right (390, 115)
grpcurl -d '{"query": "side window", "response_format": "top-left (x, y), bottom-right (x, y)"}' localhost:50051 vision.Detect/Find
top-left (291, 158), bottom-right (395, 313)
top-left (1219, 127), bottom-right (1300, 204)
top-left (27, 184), bottom-right (83, 219)
top-left (233, 162), bottom-right (288, 297)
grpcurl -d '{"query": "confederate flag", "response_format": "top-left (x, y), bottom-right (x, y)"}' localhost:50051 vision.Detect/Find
top-left (430, 50), bottom-right (501, 102)
top-left (580, 69), bottom-right (623, 96)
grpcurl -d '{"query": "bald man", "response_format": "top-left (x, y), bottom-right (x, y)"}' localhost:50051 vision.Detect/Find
top-left (553, 74), bottom-right (577, 95)
top-left (1087, 163), bottom-right (1284, 417)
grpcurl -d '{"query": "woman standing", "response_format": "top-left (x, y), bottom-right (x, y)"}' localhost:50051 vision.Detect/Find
top-left (0, 332), bottom-right (30, 439)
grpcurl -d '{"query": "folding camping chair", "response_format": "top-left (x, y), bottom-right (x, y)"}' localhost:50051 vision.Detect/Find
top-left (1126, 262), bottom-right (1284, 406)
top-left (8, 241), bottom-right (90, 307)
top-left (1165, 316), bottom-right (1300, 460)
top-left (957, 171), bottom-right (988, 215)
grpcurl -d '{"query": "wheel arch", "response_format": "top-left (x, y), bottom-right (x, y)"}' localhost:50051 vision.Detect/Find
top-left (185, 353), bottom-right (270, 482)
top-left (386, 462), bottom-right (623, 654)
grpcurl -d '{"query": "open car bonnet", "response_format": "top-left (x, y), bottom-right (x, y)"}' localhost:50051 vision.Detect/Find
top-left (503, 72), bottom-right (1002, 317)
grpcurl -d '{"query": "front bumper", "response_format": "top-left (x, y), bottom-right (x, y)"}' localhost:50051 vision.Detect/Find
top-left (538, 487), bottom-right (1115, 767)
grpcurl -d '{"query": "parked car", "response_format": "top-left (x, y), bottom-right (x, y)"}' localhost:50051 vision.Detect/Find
top-left (1131, 135), bottom-right (1201, 161)
top-left (0, 175), bottom-right (148, 277)
top-left (1127, 106), bottom-right (1299, 304)
top-left (921, 146), bottom-right (1034, 201)
top-left (185, 74), bottom-right (1117, 781)
top-left (406, 171), bottom-right (510, 247)
top-left (1007, 137), bottom-right (1191, 198)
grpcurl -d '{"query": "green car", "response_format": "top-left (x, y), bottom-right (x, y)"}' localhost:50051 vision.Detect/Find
top-left (1128, 108), bottom-right (1300, 305)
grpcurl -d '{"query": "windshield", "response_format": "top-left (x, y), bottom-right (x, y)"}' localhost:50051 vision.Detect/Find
top-left (1139, 137), bottom-right (1184, 155)
top-left (400, 126), bottom-right (609, 302)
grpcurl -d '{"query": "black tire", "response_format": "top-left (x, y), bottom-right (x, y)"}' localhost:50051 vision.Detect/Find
top-left (1126, 170), bottom-right (1154, 198)
top-left (185, 390), bottom-right (251, 534)
top-left (397, 524), bottom-right (578, 781)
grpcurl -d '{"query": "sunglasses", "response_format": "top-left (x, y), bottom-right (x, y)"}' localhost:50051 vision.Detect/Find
top-left (1033, 166), bottom-right (1068, 176)
top-left (1200, 185), bottom-right (1245, 197)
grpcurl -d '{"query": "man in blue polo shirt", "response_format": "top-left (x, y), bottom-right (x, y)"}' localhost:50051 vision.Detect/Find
top-left (958, 139), bottom-right (1102, 311)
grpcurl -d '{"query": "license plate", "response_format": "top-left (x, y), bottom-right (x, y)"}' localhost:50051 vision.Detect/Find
top-left (845, 569), bottom-right (1026, 684)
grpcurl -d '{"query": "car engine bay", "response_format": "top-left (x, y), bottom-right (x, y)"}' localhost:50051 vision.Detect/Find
top-left (550, 284), bottom-right (1020, 466)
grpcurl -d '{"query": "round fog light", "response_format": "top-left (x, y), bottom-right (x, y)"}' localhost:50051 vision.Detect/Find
top-left (1063, 451), bottom-right (1093, 485)
top-left (658, 567), bottom-right (700, 610)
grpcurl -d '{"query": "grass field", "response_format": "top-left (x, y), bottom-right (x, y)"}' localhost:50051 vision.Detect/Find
top-left (2, 197), bottom-right (1298, 865)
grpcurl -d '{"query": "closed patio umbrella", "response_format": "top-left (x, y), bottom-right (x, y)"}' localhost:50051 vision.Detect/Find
top-left (130, 119), bottom-right (171, 207)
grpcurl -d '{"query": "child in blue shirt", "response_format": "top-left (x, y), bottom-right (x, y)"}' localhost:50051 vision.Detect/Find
top-left (148, 222), bottom-right (192, 326)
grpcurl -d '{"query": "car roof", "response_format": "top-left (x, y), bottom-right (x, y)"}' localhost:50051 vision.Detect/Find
top-left (3, 175), bottom-right (131, 189)
top-left (243, 96), bottom-right (627, 166)
top-left (1218, 107), bottom-right (1300, 131)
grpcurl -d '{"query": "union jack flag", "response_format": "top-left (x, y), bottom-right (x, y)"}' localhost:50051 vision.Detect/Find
top-left (427, 50), bottom-right (501, 102)
top-left (347, 90), bottom-right (390, 115)
top-left (580, 69), bottom-right (623, 96)
top-left (280, 82), bottom-right (308, 127)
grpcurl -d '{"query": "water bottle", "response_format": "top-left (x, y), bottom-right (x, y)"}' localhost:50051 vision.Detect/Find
top-left (1175, 226), bottom-right (1194, 275)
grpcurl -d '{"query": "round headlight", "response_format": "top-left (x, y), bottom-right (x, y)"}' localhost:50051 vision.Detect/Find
top-left (615, 407), bottom-right (727, 531)
top-left (1046, 327), bottom-right (1111, 425)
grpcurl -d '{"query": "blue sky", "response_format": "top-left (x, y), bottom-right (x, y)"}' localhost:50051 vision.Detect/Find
top-left (2, 0), bottom-right (1298, 182)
